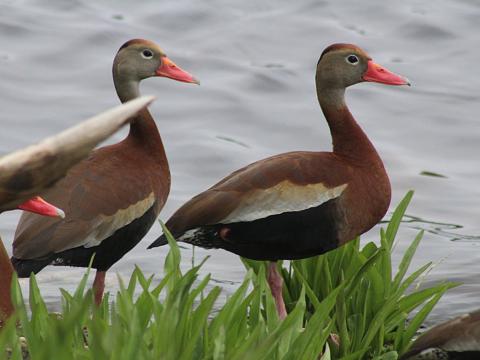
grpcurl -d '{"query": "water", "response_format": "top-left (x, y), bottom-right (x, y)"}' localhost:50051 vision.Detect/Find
top-left (1, 0), bottom-right (479, 325)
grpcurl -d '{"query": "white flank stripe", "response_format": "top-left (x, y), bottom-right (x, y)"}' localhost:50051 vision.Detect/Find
top-left (222, 181), bottom-right (347, 223)
top-left (178, 229), bottom-right (198, 241)
top-left (83, 192), bottom-right (155, 248)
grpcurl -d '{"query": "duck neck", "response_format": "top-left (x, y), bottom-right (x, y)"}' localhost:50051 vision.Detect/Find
top-left (113, 73), bottom-right (168, 168)
top-left (316, 84), bottom-right (380, 164)
top-left (114, 74), bottom-right (141, 104)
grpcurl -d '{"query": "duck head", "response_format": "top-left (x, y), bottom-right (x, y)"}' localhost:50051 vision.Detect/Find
top-left (316, 43), bottom-right (410, 89)
top-left (113, 39), bottom-right (199, 102)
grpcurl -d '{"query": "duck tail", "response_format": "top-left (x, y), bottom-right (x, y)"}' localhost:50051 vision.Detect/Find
top-left (147, 235), bottom-right (168, 249)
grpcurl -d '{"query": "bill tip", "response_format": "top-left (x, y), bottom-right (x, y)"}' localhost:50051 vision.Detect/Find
top-left (56, 208), bottom-right (66, 219)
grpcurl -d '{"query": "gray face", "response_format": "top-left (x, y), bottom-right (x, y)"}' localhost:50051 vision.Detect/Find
top-left (316, 48), bottom-right (370, 89)
top-left (113, 43), bottom-right (165, 81)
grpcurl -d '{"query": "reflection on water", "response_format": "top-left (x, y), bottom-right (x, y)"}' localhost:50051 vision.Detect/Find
top-left (401, 214), bottom-right (480, 243)
top-left (419, 171), bottom-right (447, 178)
top-left (1, 0), bottom-right (480, 325)
top-left (215, 135), bottom-right (250, 148)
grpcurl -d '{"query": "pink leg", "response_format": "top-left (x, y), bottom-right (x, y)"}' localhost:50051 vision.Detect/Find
top-left (267, 261), bottom-right (287, 320)
top-left (93, 270), bottom-right (106, 306)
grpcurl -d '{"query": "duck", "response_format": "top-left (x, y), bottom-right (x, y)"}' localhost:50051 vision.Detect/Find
top-left (148, 43), bottom-right (409, 319)
top-left (11, 39), bottom-right (198, 305)
top-left (1, 94), bottom-right (154, 323)
top-left (1, 197), bottom-right (63, 325)
top-left (400, 310), bottom-right (480, 359)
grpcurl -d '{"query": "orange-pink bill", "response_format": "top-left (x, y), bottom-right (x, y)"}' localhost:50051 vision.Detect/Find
top-left (156, 56), bottom-right (200, 84)
top-left (362, 60), bottom-right (410, 86)
top-left (17, 196), bottom-right (65, 218)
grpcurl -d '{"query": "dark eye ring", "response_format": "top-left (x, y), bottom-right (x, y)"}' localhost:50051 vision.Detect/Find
top-left (142, 49), bottom-right (154, 59)
top-left (346, 55), bottom-right (359, 65)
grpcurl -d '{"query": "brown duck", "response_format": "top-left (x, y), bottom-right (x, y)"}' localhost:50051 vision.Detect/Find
top-left (149, 43), bottom-right (410, 319)
top-left (11, 39), bottom-right (198, 305)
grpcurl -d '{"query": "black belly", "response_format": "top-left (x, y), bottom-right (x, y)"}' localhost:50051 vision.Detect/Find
top-left (12, 205), bottom-right (157, 276)
top-left (55, 205), bottom-right (158, 270)
top-left (449, 351), bottom-right (480, 360)
top-left (187, 198), bottom-right (341, 261)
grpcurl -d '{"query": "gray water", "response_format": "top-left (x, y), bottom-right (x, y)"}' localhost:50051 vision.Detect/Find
top-left (1, 0), bottom-right (479, 326)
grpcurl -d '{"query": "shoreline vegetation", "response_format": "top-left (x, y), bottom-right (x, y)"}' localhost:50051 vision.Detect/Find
top-left (1, 191), bottom-right (457, 359)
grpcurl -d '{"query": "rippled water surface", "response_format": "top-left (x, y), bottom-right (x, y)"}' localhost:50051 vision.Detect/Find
top-left (1, 0), bottom-right (479, 325)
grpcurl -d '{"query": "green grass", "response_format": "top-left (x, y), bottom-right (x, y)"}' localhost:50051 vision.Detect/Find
top-left (0, 191), bottom-right (457, 359)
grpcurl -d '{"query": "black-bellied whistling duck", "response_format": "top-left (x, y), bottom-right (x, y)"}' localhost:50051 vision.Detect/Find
top-left (0, 95), bottom-right (154, 322)
top-left (149, 43), bottom-right (409, 319)
top-left (401, 310), bottom-right (480, 359)
top-left (11, 39), bottom-right (198, 305)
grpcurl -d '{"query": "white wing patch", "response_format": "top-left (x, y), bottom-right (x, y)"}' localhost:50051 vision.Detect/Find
top-left (222, 181), bottom-right (347, 223)
top-left (83, 192), bottom-right (156, 248)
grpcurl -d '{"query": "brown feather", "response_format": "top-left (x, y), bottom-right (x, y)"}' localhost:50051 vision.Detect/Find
top-left (0, 236), bottom-right (14, 323)
top-left (165, 149), bottom-right (388, 246)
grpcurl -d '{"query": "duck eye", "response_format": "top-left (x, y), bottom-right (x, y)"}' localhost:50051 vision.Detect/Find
top-left (346, 55), bottom-right (359, 65)
top-left (142, 49), bottom-right (154, 59)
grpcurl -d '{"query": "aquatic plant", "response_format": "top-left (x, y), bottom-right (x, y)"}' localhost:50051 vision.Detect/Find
top-left (0, 192), bottom-right (456, 359)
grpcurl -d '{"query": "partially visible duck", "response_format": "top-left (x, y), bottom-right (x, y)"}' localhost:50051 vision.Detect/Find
top-left (0, 95), bottom-right (154, 323)
top-left (401, 310), bottom-right (480, 359)
top-left (149, 44), bottom-right (409, 319)
top-left (1, 198), bottom-right (63, 325)
top-left (11, 39), bottom-right (198, 305)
